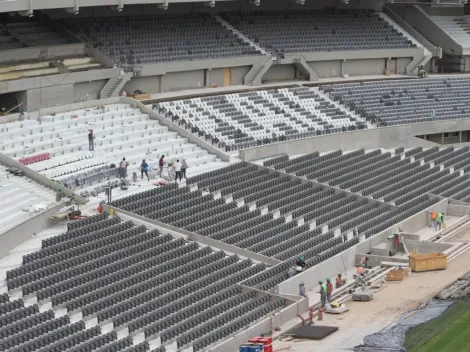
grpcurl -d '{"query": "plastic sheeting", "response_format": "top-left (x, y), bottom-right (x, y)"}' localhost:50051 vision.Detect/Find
top-left (354, 299), bottom-right (453, 352)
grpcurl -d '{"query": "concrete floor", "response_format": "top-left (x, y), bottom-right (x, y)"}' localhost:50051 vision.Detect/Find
top-left (414, 215), bottom-right (461, 241)
top-left (273, 239), bottom-right (470, 352)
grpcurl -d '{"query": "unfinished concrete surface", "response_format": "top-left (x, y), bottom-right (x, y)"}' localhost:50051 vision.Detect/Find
top-left (272, 245), bottom-right (470, 352)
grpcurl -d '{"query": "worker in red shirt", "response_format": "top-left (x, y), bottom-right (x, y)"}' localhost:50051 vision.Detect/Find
top-left (326, 278), bottom-right (333, 303)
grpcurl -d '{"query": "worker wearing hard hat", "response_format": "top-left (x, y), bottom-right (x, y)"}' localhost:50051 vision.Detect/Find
top-left (318, 280), bottom-right (327, 307)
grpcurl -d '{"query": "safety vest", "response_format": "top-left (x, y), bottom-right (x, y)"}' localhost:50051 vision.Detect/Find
top-left (436, 213), bottom-right (443, 223)
top-left (321, 283), bottom-right (327, 293)
top-left (430, 212), bottom-right (437, 220)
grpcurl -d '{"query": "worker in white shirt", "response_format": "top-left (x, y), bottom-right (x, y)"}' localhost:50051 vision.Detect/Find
top-left (174, 159), bottom-right (182, 182)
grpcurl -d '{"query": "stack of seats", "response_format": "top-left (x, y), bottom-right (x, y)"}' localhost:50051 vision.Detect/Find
top-left (156, 87), bottom-right (365, 150)
top-left (0, 166), bottom-right (56, 234)
top-left (0, 103), bottom-right (223, 199)
top-left (64, 14), bottom-right (261, 70)
top-left (322, 77), bottom-right (470, 126)
top-left (222, 9), bottom-right (415, 55)
top-left (4, 216), bottom-right (283, 352)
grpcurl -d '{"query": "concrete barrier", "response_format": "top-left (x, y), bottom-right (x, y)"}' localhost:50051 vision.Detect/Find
top-left (275, 197), bottom-right (449, 295)
top-left (104, 204), bottom-right (281, 267)
top-left (0, 203), bottom-right (63, 258)
top-left (237, 118), bottom-right (470, 162)
top-left (0, 152), bottom-right (87, 204)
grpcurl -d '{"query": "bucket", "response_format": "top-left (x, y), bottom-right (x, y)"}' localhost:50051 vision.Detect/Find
top-left (249, 337), bottom-right (271, 352)
top-left (247, 343), bottom-right (263, 352)
top-left (239, 344), bottom-right (250, 352)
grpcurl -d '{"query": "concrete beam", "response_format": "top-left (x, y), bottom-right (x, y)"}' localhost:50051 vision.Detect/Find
top-left (238, 119), bottom-right (470, 162)
top-left (104, 205), bottom-right (282, 267)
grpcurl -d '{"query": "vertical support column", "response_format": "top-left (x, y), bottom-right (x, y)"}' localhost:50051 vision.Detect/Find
top-left (205, 69), bottom-right (210, 88)
top-left (460, 131), bottom-right (462, 143)
top-left (441, 133), bottom-right (444, 145)
top-left (341, 60), bottom-right (346, 77)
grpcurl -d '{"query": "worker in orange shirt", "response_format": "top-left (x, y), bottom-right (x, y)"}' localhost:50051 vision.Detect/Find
top-left (357, 264), bottom-right (365, 275)
top-left (430, 211), bottom-right (437, 230)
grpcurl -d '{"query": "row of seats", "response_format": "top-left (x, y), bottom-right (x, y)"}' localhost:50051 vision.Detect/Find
top-left (323, 77), bottom-right (470, 126)
top-left (222, 9), bottom-right (415, 55)
top-left (64, 14), bottom-right (260, 70)
top-left (5, 216), bottom-right (283, 352)
top-left (155, 87), bottom-right (365, 150)
top-left (0, 103), bottom-right (223, 201)
top-left (61, 9), bottom-right (417, 69)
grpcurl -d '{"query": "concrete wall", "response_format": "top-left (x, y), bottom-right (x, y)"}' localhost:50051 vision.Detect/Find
top-left (0, 203), bottom-right (63, 258)
top-left (164, 70), bottom-right (206, 92)
top-left (27, 84), bottom-right (74, 109)
top-left (264, 64), bottom-right (296, 82)
top-left (239, 119), bottom-right (470, 161)
top-left (447, 204), bottom-right (470, 216)
top-left (403, 239), bottom-right (453, 254)
top-left (275, 197), bottom-right (448, 295)
top-left (123, 76), bottom-right (162, 94)
top-left (309, 61), bottom-right (342, 78)
top-left (0, 44), bottom-right (85, 65)
top-left (73, 80), bottom-right (108, 102)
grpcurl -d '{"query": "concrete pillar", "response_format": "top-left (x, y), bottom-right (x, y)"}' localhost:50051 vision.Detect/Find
top-left (424, 134), bottom-right (427, 140)
top-left (341, 60), bottom-right (346, 77)
top-left (441, 133), bottom-right (444, 145)
top-left (385, 58), bottom-right (390, 70)
top-left (204, 69), bottom-right (210, 88)
top-left (159, 75), bottom-right (164, 93)
top-left (460, 131), bottom-right (462, 143)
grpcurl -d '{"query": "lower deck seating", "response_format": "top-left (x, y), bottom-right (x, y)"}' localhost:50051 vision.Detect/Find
top-left (4, 216), bottom-right (283, 352)
top-left (111, 161), bottom-right (437, 282)
top-left (267, 146), bottom-right (470, 206)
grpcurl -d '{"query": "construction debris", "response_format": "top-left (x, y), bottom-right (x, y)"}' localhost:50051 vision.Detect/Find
top-left (437, 274), bottom-right (470, 300)
top-left (352, 288), bottom-right (374, 301)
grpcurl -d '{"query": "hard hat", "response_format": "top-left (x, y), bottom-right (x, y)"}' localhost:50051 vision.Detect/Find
top-left (362, 264), bottom-right (366, 268)
top-left (327, 278), bottom-right (331, 282)
top-left (338, 273), bottom-right (342, 276)
top-left (318, 280), bottom-right (323, 284)
top-left (366, 256), bottom-right (370, 259)
top-left (299, 281), bottom-right (304, 285)
top-left (58, 187), bottom-right (62, 191)
top-left (299, 255), bottom-right (305, 260)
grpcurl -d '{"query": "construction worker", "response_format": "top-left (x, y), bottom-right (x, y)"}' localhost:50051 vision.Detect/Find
top-left (430, 211), bottom-right (437, 230)
top-left (299, 281), bottom-right (307, 297)
top-left (296, 255), bottom-right (306, 274)
top-left (436, 212), bottom-right (444, 231)
top-left (326, 278), bottom-right (333, 303)
top-left (359, 256), bottom-right (370, 268)
top-left (336, 273), bottom-right (346, 288)
top-left (55, 187), bottom-right (64, 202)
top-left (140, 159), bottom-right (149, 181)
top-left (318, 280), bottom-right (327, 308)
top-left (357, 264), bottom-right (365, 275)
top-left (88, 129), bottom-right (94, 151)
